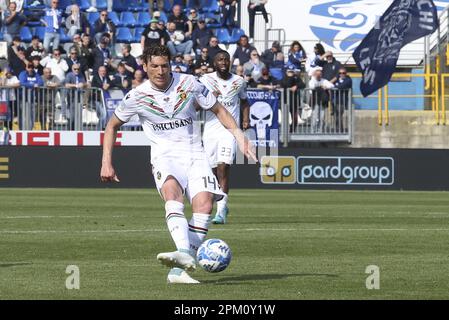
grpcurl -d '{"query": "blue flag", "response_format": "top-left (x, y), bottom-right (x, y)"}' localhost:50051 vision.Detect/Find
top-left (353, 0), bottom-right (438, 97)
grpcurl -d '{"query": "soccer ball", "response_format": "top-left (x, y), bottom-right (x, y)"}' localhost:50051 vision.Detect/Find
top-left (197, 239), bottom-right (232, 273)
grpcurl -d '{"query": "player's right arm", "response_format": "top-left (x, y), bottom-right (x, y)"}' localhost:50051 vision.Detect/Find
top-left (100, 114), bottom-right (124, 182)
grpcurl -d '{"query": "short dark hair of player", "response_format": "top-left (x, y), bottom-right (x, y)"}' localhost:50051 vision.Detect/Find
top-left (214, 50), bottom-right (231, 63)
top-left (141, 45), bottom-right (172, 65)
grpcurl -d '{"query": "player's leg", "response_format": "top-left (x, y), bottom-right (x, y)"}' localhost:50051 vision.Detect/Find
top-left (188, 191), bottom-right (214, 255)
top-left (156, 175), bottom-right (196, 272)
top-left (213, 163), bottom-right (230, 224)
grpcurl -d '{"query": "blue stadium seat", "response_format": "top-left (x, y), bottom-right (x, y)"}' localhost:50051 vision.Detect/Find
top-left (230, 28), bottom-right (245, 43)
top-left (270, 68), bottom-right (284, 81)
top-left (59, 28), bottom-right (72, 43)
top-left (137, 12), bottom-right (151, 27)
top-left (20, 27), bottom-right (33, 42)
top-left (159, 11), bottom-right (168, 23)
top-left (108, 11), bottom-right (121, 27)
top-left (87, 12), bottom-right (100, 26)
top-left (142, 1), bottom-right (149, 11)
top-left (34, 26), bottom-right (46, 42)
top-left (128, 0), bottom-right (144, 12)
top-left (116, 27), bottom-right (133, 43)
top-left (95, 0), bottom-right (107, 10)
top-left (121, 12), bottom-right (138, 28)
top-left (57, 0), bottom-right (74, 11)
top-left (112, 0), bottom-right (128, 12)
top-left (133, 27), bottom-right (144, 43)
top-left (79, 0), bottom-right (90, 10)
top-left (203, 0), bottom-right (219, 13)
top-left (187, 0), bottom-right (201, 9)
top-left (25, 9), bottom-right (44, 27)
top-left (204, 12), bottom-right (221, 28)
top-left (216, 28), bottom-right (231, 44)
top-left (163, 0), bottom-right (172, 12)
top-left (24, 0), bottom-right (46, 9)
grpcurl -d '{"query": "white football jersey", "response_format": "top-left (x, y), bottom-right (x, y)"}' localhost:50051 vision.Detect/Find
top-left (114, 73), bottom-right (217, 163)
top-left (200, 72), bottom-right (247, 132)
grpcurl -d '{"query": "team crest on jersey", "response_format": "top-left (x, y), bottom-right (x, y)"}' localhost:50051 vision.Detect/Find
top-left (179, 90), bottom-right (187, 101)
top-left (157, 171), bottom-right (161, 180)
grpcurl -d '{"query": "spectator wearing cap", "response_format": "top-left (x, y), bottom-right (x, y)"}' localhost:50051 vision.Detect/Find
top-left (281, 64), bottom-right (306, 129)
top-left (194, 47), bottom-right (213, 75)
top-left (3, 1), bottom-right (27, 45)
top-left (7, 36), bottom-right (27, 76)
top-left (93, 10), bottom-right (116, 46)
top-left (322, 51), bottom-right (342, 84)
top-left (40, 0), bottom-right (63, 53)
top-left (192, 18), bottom-right (213, 54)
top-left (111, 63), bottom-right (132, 94)
top-left (206, 36), bottom-right (221, 61)
top-left (141, 18), bottom-right (166, 49)
top-left (232, 35), bottom-right (256, 66)
top-left (219, 0), bottom-right (237, 30)
top-left (257, 68), bottom-right (280, 91)
top-left (261, 41), bottom-right (281, 69)
top-left (166, 22), bottom-right (193, 56)
top-left (65, 4), bottom-right (90, 37)
top-left (248, 0), bottom-right (268, 40)
top-left (26, 36), bottom-right (45, 62)
top-left (92, 36), bottom-right (112, 74)
top-left (121, 44), bottom-right (138, 78)
top-left (243, 49), bottom-right (265, 82)
top-left (40, 49), bottom-right (69, 83)
top-left (168, 4), bottom-right (193, 37)
top-left (287, 41), bottom-right (307, 72)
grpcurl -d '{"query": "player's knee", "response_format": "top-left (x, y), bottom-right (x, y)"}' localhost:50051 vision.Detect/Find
top-left (193, 194), bottom-right (214, 214)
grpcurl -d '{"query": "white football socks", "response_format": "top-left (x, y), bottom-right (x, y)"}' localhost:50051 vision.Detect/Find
top-left (165, 200), bottom-right (190, 253)
top-left (188, 213), bottom-right (211, 254)
top-left (216, 193), bottom-right (228, 212)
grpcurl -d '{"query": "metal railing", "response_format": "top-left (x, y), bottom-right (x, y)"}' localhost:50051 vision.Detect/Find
top-left (1, 86), bottom-right (107, 131)
top-left (281, 88), bottom-right (353, 146)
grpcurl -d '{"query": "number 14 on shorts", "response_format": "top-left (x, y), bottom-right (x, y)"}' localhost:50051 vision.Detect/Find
top-left (202, 176), bottom-right (218, 190)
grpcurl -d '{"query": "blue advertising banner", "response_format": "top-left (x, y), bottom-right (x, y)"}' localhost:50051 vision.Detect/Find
top-left (105, 98), bottom-right (141, 127)
top-left (353, 0), bottom-right (438, 97)
top-left (246, 90), bottom-right (280, 148)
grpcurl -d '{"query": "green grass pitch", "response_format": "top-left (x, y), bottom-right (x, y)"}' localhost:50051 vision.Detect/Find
top-left (1, 188), bottom-right (449, 299)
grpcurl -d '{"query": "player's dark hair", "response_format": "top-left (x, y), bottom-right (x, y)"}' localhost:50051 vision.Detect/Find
top-left (214, 50), bottom-right (231, 63)
top-left (141, 45), bottom-right (172, 65)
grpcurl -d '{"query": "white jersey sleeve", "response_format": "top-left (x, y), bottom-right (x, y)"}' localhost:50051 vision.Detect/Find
top-left (194, 78), bottom-right (217, 110)
top-left (239, 79), bottom-right (248, 100)
top-left (114, 90), bottom-right (139, 123)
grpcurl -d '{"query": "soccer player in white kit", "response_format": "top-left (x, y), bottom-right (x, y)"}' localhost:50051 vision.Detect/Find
top-left (200, 51), bottom-right (250, 224)
top-left (100, 45), bottom-right (257, 284)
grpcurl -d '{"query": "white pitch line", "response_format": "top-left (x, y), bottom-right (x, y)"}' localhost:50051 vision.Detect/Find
top-left (1, 228), bottom-right (449, 234)
top-left (1, 215), bottom-right (127, 219)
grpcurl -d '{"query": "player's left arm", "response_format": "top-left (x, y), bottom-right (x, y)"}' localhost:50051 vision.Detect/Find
top-left (211, 102), bottom-right (257, 162)
top-left (241, 98), bottom-right (250, 130)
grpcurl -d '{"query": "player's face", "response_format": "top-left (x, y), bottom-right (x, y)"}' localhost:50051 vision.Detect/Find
top-left (214, 54), bottom-right (230, 75)
top-left (144, 56), bottom-right (171, 89)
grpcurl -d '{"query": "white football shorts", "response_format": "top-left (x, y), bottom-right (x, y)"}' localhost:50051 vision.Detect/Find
top-left (203, 129), bottom-right (236, 168)
top-left (152, 155), bottom-right (225, 203)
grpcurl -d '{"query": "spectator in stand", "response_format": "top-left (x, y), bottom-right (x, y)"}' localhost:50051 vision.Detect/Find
top-left (194, 47), bottom-right (213, 75)
top-left (243, 49), bottom-right (265, 82)
top-left (70, 33), bottom-right (83, 56)
top-left (65, 63), bottom-right (88, 89)
top-left (91, 65), bottom-right (112, 99)
top-left (65, 48), bottom-right (87, 78)
top-left (31, 56), bottom-right (44, 76)
top-left (65, 4), bottom-right (90, 37)
top-left (256, 68), bottom-right (280, 90)
top-left (306, 43), bottom-right (326, 75)
top-left (166, 22), bottom-right (193, 56)
top-left (149, 0), bottom-right (165, 18)
top-left (41, 0), bottom-right (63, 53)
top-left (168, 4), bottom-right (193, 37)
top-left (248, 0), bottom-right (268, 41)
top-left (235, 65), bottom-right (244, 77)
top-left (3, 2), bottom-right (27, 45)
top-left (19, 63), bottom-right (44, 129)
top-left (42, 67), bottom-right (61, 88)
top-left (332, 67), bottom-right (352, 132)
top-left (111, 63), bottom-right (132, 94)
top-left (232, 35), bottom-right (256, 66)
top-left (132, 69), bottom-right (145, 88)
top-left (183, 54), bottom-right (195, 75)
top-left (80, 33), bottom-right (94, 69)
top-left (171, 53), bottom-right (188, 73)
top-left (322, 51), bottom-right (342, 84)
top-left (8, 37), bottom-right (27, 76)
top-left (272, 52), bottom-right (285, 70)
top-left (0, 67), bottom-right (21, 130)
top-left (281, 64), bottom-right (306, 129)
top-left (26, 36), bottom-right (45, 62)
top-left (121, 44), bottom-right (138, 78)
top-left (197, 64), bottom-right (209, 77)
top-left (287, 41), bottom-right (307, 72)
top-left (187, 8), bottom-right (202, 31)
top-left (260, 41), bottom-right (281, 69)
top-left (93, 10), bottom-right (116, 45)
top-left (92, 35), bottom-right (113, 73)
top-left (244, 71), bottom-right (257, 88)
top-left (141, 18), bottom-right (166, 49)
top-left (191, 18), bottom-right (213, 55)
top-left (206, 36), bottom-right (221, 61)
top-left (219, 0), bottom-right (237, 30)
top-left (308, 67), bottom-right (334, 133)
top-left (40, 49), bottom-right (69, 83)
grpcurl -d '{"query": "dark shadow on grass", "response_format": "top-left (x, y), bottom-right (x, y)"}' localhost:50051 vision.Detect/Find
top-left (201, 273), bottom-right (338, 285)
top-left (0, 262), bottom-right (33, 268)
